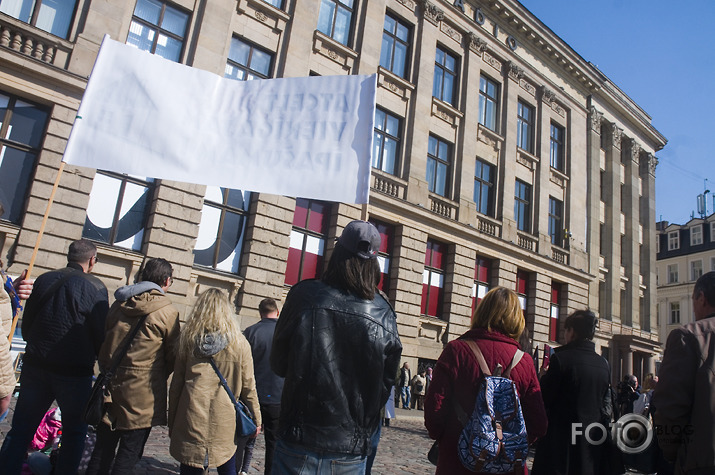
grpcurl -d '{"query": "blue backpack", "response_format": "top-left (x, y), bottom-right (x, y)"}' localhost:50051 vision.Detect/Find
top-left (455, 340), bottom-right (528, 473)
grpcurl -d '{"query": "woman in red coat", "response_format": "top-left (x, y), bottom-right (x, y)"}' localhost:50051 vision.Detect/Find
top-left (424, 286), bottom-right (548, 474)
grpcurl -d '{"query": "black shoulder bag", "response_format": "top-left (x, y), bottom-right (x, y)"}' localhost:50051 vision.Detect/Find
top-left (208, 357), bottom-right (257, 438)
top-left (83, 314), bottom-right (148, 425)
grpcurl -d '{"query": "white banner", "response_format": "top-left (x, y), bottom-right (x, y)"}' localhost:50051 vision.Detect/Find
top-left (63, 36), bottom-right (376, 204)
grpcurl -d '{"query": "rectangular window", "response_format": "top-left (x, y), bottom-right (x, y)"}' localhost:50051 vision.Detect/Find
top-left (372, 108), bottom-right (401, 175)
top-left (514, 180), bottom-right (531, 232)
top-left (669, 302), bottom-right (680, 324)
top-left (667, 264), bottom-right (678, 284)
top-left (473, 159), bottom-right (495, 217)
top-left (0, 92), bottom-right (49, 224)
top-left (691, 225), bottom-right (703, 246)
top-left (0, 0), bottom-right (77, 38)
top-left (421, 239), bottom-right (446, 319)
top-left (549, 282), bottom-right (561, 342)
top-left (427, 135), bottom-right (451, 197)
top-left (550, 122), bottom-right (565, 171)
top-left (548, 197), bottom-right (563, 245)
top-left (224, 37), bottom-right (273, 81)
top-left (479, 76), bottom-right (499, 131)
top-left (516, 270), bottom-right (529, 320)
top-left (262, 0), bottom-right (283, 9)
top-left (379, 13), bottom-right (410, 78)
top-left (711, 222), bottom-right (715, 242)
top-left (472, 256), bottom-right (491, 314)
top-left (692, 260), bottom-right (703, 281)
top-left (433, 46), bottom-right (458, 106)
top-left (83, 171), bottom-right (154, 251)
top-left (656, 233), bottom-right (660, 254)
top-left (371, 220), bottom-right (394, 294)
top-left (711, 256), bottom-right (715, 271)
top-left (127, 0), bottom-right (189, 62)
top-left (284, 199), bottom-right (330, 286)
top-left (194, 187), bottom-right (250, 273)
top-left (668, 231), bottom-right (679, 250)
top-left (517, 101), bottom-right (534, 153)
top-left (317, 0), bottom-right (354, 46)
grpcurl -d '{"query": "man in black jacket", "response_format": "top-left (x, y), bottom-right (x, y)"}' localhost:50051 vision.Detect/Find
top-left (271, 220), bottom-right (402, 473)
top-left (0, 239), bottom-right (109, 474)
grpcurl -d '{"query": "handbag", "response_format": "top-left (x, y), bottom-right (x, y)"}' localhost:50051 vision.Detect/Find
top-left (209, 357), bottom-right (257, 437)
top-left (83, 314), bottom-right (148, 425)
top-left (428, 440), bottom-right (439, 465)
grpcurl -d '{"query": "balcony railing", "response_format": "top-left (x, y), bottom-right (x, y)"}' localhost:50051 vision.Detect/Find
top-left (476, 215), bottom-right (501, 238)
top-left (517, 232), bottom-right (538, 252)
top-left (371, 171), bottom-right (407, 200)
top-left (429, 194), bottom-right (457, 220)
top-left (551, 246), bottom-right (569, 265)
top-left (0, 15), bottom-right (73, 69)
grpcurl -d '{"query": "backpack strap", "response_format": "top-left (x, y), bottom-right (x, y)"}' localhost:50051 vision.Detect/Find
top-left (503, 349), bottom-right (525, 379)
top-left (464, 340), bottom-right (491, 376)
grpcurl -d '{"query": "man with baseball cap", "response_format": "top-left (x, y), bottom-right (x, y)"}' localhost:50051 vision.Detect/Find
top-left (271, 220), bottom-right (402, 473)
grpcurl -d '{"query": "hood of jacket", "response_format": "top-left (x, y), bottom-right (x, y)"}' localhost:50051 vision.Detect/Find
top-left (114, 282), bottom-right (172, 318)
top-left (194, 331), bottom-right (229, 358)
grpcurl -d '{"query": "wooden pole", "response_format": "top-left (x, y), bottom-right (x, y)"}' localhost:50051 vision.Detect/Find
top-left (361, 202), bottom-right (369, 221)
top-left (7, 161), bottom-right (65, 342)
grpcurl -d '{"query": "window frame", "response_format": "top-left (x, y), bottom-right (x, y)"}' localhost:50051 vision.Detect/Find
top-left (426, 135), bottom-right (451, 198)
top-left (473, 159), bottom-right (495, 217)
top-left (379, 12), bottom-right (411, 79)
top-left (517, 100), bottom-right (535, 154)
top-left (550, 122), bottom-right (565, 171)
top-left (711, 221), bottom-right (715, 242)
top-left (478, 75), bottom-right (499, 132)
top-left (472, 256), bottom-right (491, 314)
top-left (316, 0), bottom-right (355, 46)
top-left (667, 263), bottom-right (678, 284)
top-left (691, 224), bottom-right (703, 246)
top-left (372, 107), bottom-right (401, 176)
top-left (284, 198), bottom-right (330, 286)
top-left (421, 239), bottom-right (446, 319)
top-left (370, 220), bottom-right (394, 295)
top-left (225, 36), bottom-right (274, 81)
top-left (432, 45), bottom-right (458, 106)
top-left (514, 179), bottom-right (532, 233)
top-left (667, 230), bottom-right (680, 250)
top-left (669, 301), bottom-right (680, 324)
top-left (0, 0), bottom-right (78, 38)
top-left (127, 0), bottom-right (190, 62)
top-left (549, 282), bottom-right (561, 342)
top-left (548, 197), bottom-right (563, 246)
top-left (691, 260), bottom-right (703, 281)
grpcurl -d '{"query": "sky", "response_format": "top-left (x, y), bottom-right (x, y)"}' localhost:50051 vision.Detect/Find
top-left (517, 0), bottom-right (715, 225)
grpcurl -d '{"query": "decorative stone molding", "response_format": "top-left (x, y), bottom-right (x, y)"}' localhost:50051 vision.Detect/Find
top-left (609, 124), bottom-right (623, 149)
top-left (477, 126), bottom-right (503, 152)
top-left (507, 61), bottom-right (524, 81)
top-left (440, 21), bottom-right (461, 44)
top-left (541, 87), bottom-right (556, 104)
top-left (377, 66), bottom-right (415, 101)
top-left (468, 33), bottom-right (488, 54)
top-left (420, 0), bottom-right (444, 25)
top-left (647, 153), bottom-right (658, 177)
top-left (255, 10), bottom-right (267, 21)
top-left (482, 51), bottom-right (501, 72)
top-left (589, 106), bottom-right (603, 132)
top-left (626, 138), bottom-right (641, 163)
top-left (551, 101), bottom-right (566, 118)
top-left (396, 0), bottom-right (417, 12)
top-left (519, 79), bottom-right (536, 97)
top-left (516, 153), bottom-right (533, 170)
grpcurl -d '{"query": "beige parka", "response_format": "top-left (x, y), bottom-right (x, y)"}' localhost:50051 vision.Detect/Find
top-left (99, 283), bottom-right (180, 430)
top-left (0, 275), bottom-right (16, 399)
top-left (168, 332), bottom-right (261, 468)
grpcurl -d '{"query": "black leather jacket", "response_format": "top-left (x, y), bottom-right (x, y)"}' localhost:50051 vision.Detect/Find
top-left (271, 279), bottom-right (402, 455)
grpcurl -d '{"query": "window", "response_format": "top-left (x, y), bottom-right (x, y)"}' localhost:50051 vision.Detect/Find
top-left (193, 187), bottom-right (250, 273)
top-left (0, 92), bottom-right (48, 224)
top-left (83, 171), bottom-right (154, 251)
top-left (371, 220), bottom-right (394, 294)
top-left (668, 231), bottom-right (679, 250)
top-left (262, 0), bottom-right (283, 9)
top-left (550, 122), bottom-right (565, 171)
top-left (379, 13), bottom-right (410, 78)
top-left (711, 222), bottom-right (715, 242)
top-left (433, 46), bottom-right (458, 106)
top-left (514, 180), bottom-right (531, 232)
top-left (427, 135), bottom-right (451, 197)
top-left (284, 199), bottom-right (330, 286)
top-left (711, 256), bottom-right (715, 271)
top-left (669, 302), bottom-right (680, 324)
top-left (0, 0), bottom-right (76, 38)
top-left (372, 108), bottom-right (401, 175)
top-left (224, 37), bottom-right (273, 81)
top-left (549, 282), bottom-right (561, 342)
top-left (548, 197), bottom-right (563, 245)
top-left (127, 0), bottom-right (189, 62)
top-left (472, 256), bottom-right (491, 314)
top-left (667, 264), bottom-right (678, 284)
top-left (692, 260), bottom-right (703, 281)
top-left (656, 234), bottom-right (660, 254)
top-left (421, 239), bottom-right (445, 319)
top-left (479, 76), bottom-right (499, 131)
top-left (517, 101), bottom-right (534, 153)
top-left (516, 270), bottom-right (529, 319)
top-left (691, 225), bottom-right (703, 246)
top-left (317, 0), bottom-right (354, 46)
top-left (473, 159), bottom-right (495, 217)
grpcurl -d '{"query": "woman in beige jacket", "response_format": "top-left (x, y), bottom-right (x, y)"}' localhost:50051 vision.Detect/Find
top-left (169, 288), bottom-right (261, 474)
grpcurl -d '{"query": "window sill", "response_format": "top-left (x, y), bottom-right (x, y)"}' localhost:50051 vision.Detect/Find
top-left (477, 123), bottom-right (504, 151)
top-left (377, 66), bottom-right (415, 101)
top-left (516, 149), bottom-right (539, 170)
top-left (550, 167), bottom-right (569, 188)
top-left (312, 30), bottom-right (358, 71)
top-left (431, 96), bottom-right (463, 128)
top-left (239, 0), bottom-right (292, 30)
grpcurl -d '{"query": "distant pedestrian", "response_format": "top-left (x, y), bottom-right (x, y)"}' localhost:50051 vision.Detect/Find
top-left (0, 239), bottom-right (108, 474)
top-left (86, 257), bottom-right (180, 474)
top-left (410, 370), bottom-right (426, 410)
top-left (399, 362), bottom-right (411, 409)
top-left (168, 288), bottom-right (261, 475)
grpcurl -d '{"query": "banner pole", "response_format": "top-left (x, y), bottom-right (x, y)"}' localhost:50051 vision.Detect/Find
top-left (361, 203), bottom-right (369, 221)
top-left (7, 161), bottom-right (66, 342)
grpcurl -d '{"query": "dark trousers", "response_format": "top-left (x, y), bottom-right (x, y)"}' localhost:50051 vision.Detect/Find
top-left (85, 422), bottom-right (151, 474)
top-left (180, 455), bottom-right (236, 475)
top-left (261, 403), bottom-right (281, 474)
top-left (0, 363), bottom-right (92, 474)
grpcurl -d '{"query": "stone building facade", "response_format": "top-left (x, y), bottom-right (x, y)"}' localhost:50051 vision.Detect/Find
top-left (0, 0), bottom-right (666, 383)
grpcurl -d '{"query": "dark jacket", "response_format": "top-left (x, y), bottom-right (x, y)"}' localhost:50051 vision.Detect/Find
top-left (531, 339), bottom-right (613, 475)
top-left (271, 279), bottom-right (402, 456)
top-left (424, 328), bottom-right (548, 475)
top-left (244, 318), bottom-right (284, 406)
top-left (21, 263), bottom-right (109, 376)
top-left (653, 313), bottom-right (715, 475)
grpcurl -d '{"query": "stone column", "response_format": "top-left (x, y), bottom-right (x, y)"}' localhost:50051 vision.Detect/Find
top-left (535, 87), bottom-right (556, 255)
top-left (587, 107), bottom-right (603, 312)
top-left (602, 122), bottom-right (623, 323)
top-left (621, 348), bottom-right (633, 378)
top-left (641, 152), bottom-right (658, 333)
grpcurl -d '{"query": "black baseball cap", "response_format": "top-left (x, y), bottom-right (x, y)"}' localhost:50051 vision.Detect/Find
top-left (337, 220), bottom-right (381, 259)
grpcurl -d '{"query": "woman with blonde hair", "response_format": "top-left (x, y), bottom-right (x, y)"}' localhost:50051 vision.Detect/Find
top-left (424, 286), bottom-right (547, 474)
top-left (168, 288), bottom-right (261, 474)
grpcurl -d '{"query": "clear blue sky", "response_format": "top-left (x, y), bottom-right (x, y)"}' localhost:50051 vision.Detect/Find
top-left (518, 0), bottom-right (715, 225)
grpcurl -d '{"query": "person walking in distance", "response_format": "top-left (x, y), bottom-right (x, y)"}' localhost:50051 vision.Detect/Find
top-left (399, 362), bottom-right (411, 409)
top-left (0, 239), bottom-right (109, 474)
top-left (241, 298), bottom-right (284, 474)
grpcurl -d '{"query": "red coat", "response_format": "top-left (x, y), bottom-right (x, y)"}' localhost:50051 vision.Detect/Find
top-left (424, 328), bottom-right (547, 475)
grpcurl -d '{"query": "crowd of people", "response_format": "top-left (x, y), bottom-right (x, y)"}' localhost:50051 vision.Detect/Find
top-left (1, 218), bottom-right (715, 475)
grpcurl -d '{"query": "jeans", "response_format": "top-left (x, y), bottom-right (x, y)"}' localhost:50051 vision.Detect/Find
top-left (235, 435), bottom-right (255, 473)
top-left (85, 423), bottom-right (152, 474)
top-left (0, 363), bottom-right (92, 474)
top-left (261, 403), bottom-right (281, 474)
top-left (400, 386), bottom-right (411, 409)
top-left (179, 455), bottom-right (236, 475)
top-left (365, 424), bottom-right (381, 474)
top-left (272, 440), bottom-right (367, 475)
